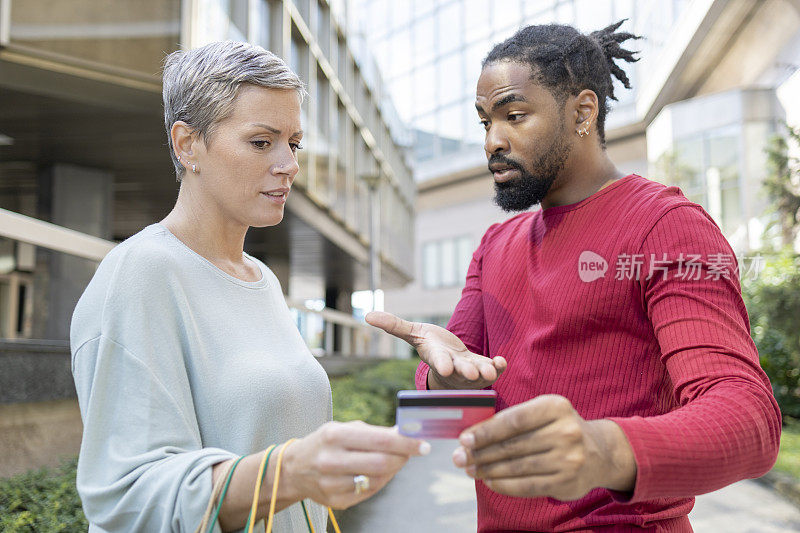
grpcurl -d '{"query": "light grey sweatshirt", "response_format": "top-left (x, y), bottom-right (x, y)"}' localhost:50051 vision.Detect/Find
top-left (70, 224), bottom-right (332, 532)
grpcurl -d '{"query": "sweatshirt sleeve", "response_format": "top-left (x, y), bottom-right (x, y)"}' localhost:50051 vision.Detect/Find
top-left (415, 225), bottom-right (494, 390)
top-left (70, 247), bottom-right (236, 532)
top-left (72, 336), bottom-right (235, 532)
top-left (610, 205), bottom-right (781, 502)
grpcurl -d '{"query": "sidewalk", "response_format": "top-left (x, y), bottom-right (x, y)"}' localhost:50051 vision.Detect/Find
top-left (335, 439), bottom-right (800, 532)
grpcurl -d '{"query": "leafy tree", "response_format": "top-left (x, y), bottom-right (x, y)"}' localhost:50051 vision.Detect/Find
top-left (743, 123), bottom-right (800, 419)
top-left (743, 250), bottom-right (800, 419)
top-left (762, 124), bottom-right (800, 248)
top-left (653, 149), bottom-right (696, 190)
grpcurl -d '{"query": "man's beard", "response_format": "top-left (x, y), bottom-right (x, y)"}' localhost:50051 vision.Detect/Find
top-left (491, 131), bottom-right (572, 212)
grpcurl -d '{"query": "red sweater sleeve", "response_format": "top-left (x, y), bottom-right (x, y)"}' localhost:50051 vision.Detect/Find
top-left (610, 205), bottom-right (781, 502)
top-left (415, 224), bottom-right (494, 390)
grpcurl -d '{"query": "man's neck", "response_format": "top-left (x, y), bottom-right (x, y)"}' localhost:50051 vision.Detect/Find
top-left (541, 152), bottom-right (624, 210)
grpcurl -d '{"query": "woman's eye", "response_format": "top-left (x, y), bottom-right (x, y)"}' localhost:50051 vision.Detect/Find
top-left (251, 140), bottom-right (270, 149)
top-left (479, 120), bottom-right (490, 130)
top-left (290, 142), bottom-right (304, 153)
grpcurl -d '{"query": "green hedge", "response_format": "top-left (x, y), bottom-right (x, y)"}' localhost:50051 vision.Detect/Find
top-left (742, 249), bottom-right (800, 419)
top-left (774, 417), bottom-right (800, 479)
top-left (0, 457), bottom-right (88, 532)
top-left (0, 357), bottom-right (420, 531)
top-left (330, 357), bottom-right (419, 426)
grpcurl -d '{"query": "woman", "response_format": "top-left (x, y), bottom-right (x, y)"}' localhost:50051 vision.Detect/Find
top-left (70, 40), bottom-right (429, 533)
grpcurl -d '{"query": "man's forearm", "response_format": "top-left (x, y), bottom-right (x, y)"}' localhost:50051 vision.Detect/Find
top-left (609, 381), bottom-right (781, 501)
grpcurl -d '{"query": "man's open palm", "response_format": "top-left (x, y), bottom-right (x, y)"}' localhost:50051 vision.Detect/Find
top-left (365, 311), bottom-right (507, 390)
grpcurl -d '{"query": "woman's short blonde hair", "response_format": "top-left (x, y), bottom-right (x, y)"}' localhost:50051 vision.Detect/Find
top-left (162, 40), bottom-right (306, 180)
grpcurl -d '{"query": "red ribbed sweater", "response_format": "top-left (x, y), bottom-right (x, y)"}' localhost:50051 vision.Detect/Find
top-left (415, 175), bottom-right (781, 532)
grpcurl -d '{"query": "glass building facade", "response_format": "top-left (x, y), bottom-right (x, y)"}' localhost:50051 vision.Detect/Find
top-left (353, 0), bottom-right (690, 167)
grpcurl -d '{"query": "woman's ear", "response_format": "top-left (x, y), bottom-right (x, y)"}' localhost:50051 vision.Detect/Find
top-left (170, 121), bottom-right (195, 163)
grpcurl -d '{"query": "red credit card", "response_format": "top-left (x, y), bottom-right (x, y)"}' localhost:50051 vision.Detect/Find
top-left (396, 390), bottom-right (497, 439)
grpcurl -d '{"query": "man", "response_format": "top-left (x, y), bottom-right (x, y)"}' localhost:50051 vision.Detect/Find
top-left (368, 21), bottom-right (781, 532)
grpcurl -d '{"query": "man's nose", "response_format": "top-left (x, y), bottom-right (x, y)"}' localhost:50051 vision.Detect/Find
top-left (484, 126), bottom-right (509, 155)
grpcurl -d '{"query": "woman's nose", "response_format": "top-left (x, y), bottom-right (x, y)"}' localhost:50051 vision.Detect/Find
top-left (272, 150), bottom-right (300, 179)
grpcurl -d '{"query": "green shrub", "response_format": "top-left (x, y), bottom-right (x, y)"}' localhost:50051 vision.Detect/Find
top-left (743, 249), bottom-right (800, 419)
top-left (331, 357), bottom-right (420, 426)
top-left (0, 457), bottom-right (88, 533)
top-left (773, 416), bottom-right (800, 479)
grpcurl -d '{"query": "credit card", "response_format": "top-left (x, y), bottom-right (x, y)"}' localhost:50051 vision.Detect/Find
top-left (396, 390), bottom-right (497, 439)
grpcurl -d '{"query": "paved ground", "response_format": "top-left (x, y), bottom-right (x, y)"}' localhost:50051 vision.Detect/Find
top-left (690, 479), bottom-right (800, 532)
top-left (334, 439), bottom-right (800, 532)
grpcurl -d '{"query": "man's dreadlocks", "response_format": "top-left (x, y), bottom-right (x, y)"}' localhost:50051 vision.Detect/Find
top-left (483, 20), bottom-right (641, 146)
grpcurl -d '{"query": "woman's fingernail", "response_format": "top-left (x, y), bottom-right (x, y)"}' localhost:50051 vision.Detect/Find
top-left (452, 447), bottom-right (467, 466)
top-left (418, 441), bottom-right (431, 455)
top-left (460, 433), bottom-right (475, 448)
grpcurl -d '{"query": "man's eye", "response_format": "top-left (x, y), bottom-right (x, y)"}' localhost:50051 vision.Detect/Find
top-left (251, 140), bottom-right (270, 149)
top-left (508, 113), bottom-right (525, 122)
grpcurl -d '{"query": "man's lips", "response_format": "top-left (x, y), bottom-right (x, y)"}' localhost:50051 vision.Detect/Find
top-left (490, 167), bottom-right (520, 183)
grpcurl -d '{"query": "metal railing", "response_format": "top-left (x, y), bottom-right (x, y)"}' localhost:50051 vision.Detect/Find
top-left (0, 208), bottom-right (380, 357)
top-left (287, 297), bottom-right (376, 357)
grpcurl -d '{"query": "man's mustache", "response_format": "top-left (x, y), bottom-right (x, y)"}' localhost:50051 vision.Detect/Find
top-left (488, 154), bottom-right (524, 172)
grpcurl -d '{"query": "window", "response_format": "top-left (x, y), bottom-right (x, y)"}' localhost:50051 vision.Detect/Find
top-left (437, 2), bottom-right (462, 57)
top-left (422, 241), bottom-right (440, 288)
top-left (492, 0), bottom-right (521, 33)
top-left (456, 236), bottom-right (472, 280)
top-left (421, 235), bottom-right (473, 288)
top-left (0, 239), bottom-right (34, 339)
top-left (672, 128), bottom-right (742, 235)
top-left (437, 53), bottom-right (463, 107)
top-left (290, 29), bottom-right (309, 83)
top-left (440, 239), bottom-right (456, 286)
top-left (412, 14), bottom-right (435, 66)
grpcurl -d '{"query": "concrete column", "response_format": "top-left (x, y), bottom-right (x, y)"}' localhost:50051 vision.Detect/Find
top-left (38, 164), bottom-right (112, 340)
top-left (325, 286), bottom-right (352, 354)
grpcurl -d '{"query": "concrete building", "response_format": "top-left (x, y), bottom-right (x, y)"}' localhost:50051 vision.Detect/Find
top-left (363, 0), bottom-right (800, 345)
top-left (0, 0), bottom-right (414, 476)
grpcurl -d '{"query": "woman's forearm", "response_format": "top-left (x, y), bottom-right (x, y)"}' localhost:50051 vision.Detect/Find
top-left (212, 447), bottom-right (302, 532)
